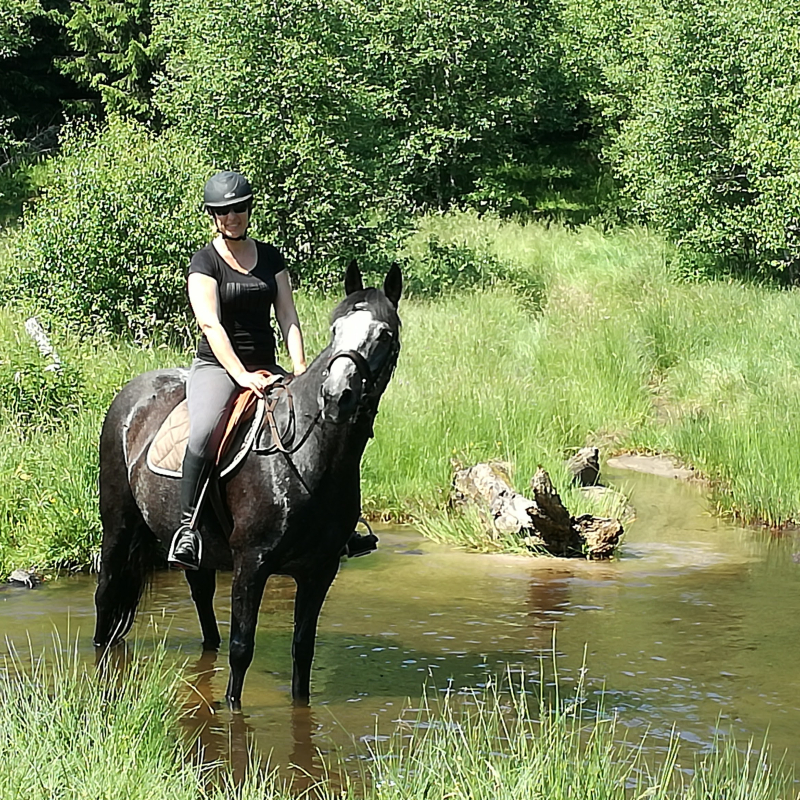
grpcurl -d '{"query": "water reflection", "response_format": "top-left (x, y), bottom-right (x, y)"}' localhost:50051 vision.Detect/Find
top-left (182, 650), bottom-right (335, 790)
top-left (3, 467), bottom-right (800, 773)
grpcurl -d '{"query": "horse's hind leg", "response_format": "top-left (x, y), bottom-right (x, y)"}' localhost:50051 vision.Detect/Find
top-left (185, 568), bottom-right (221, 651)
top-left (291, 562), bottom-right (339, 705)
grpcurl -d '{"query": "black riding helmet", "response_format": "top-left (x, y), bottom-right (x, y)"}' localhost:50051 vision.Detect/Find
top-left (204, 170), bottom-right (253, 209)
top-left (204, 171), bottom-right (253, 240)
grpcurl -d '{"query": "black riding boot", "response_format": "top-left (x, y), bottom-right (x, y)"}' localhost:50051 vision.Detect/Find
top-left (168, 449), bottom-right (215, 571)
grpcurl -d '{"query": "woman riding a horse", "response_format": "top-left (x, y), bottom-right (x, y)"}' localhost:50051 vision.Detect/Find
top-left (168, 170), bottom-right (308, 570)
top-left (94, 174), bottom-right (401, 707)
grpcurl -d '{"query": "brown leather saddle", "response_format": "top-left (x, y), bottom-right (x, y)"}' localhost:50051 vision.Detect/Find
top-left (146, 372), bottom-right (296, 478)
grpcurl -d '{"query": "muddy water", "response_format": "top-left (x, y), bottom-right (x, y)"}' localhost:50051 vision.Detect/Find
top-left (3, 467), bottom-right (800, 779)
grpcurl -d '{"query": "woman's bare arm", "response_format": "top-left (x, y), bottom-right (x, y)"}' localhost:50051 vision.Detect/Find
top-left (273, 270), bottom-right (307, 375)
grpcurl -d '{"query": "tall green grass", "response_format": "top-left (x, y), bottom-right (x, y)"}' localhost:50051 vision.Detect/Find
top-left (1, 639), bottom-right (792, 800)
top-left (0, 637), bottom-right (294, 800)
top-left (366, 672), bottom-right (793, 800)
top-left (366, 213), bottom-right (800, 530)
top-left (6, 211), bottom-right (800, 571)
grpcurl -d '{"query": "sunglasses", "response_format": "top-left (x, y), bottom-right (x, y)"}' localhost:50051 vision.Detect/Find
top-left (210, 200), bottom-right (251, 216)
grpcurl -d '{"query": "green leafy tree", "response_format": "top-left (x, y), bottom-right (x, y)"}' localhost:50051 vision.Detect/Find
top-left (153, 0), bottom-right (573, 281)
top-left (61, 0), bottom-right (155, 119)
top-left (355, 0), bottom-right (565, 210)
top-left (610, 0), bottom-right (800, 279)
top-left (9, 119), bottom-right (211, 343)
top-left (0, 0), bottom-right (80, 152)
top-left (562, 0), bottom-right (800, 280)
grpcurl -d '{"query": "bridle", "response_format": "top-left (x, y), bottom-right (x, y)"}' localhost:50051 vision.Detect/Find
top-left (255, 328), bottom-right (399, 457)
top-left (325, 349), bottom-right (377, 394)
top-left (324, 331), bottom-right (401, 417)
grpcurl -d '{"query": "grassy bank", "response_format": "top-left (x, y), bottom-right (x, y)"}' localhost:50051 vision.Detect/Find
top-left (0, 639), bottom-right (286, 799)
top-left (0, 640), bottom-right (793, 799)
top-left (4, 212), bottom-right (800, 573)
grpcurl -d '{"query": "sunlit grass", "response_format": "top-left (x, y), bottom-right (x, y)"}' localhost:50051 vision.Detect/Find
top-left (0, 637), bottom-right (792, 800)
top-left (365, 671), bottom-right (793, 800)
top-left (6, 212), bottom-right (800, 568)
top-left (0, 637), bottom-right (296, 800)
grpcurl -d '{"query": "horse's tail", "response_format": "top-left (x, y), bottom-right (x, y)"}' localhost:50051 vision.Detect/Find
top-left (93, 391), bottom-right (160, 648)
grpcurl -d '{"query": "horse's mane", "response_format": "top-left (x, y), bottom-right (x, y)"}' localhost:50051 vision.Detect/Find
top-left (330, 288), bottom-right (401, 329)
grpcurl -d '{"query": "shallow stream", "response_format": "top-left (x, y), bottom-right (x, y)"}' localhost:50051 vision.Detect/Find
top-left (3, 466), bottom-right (800, 780)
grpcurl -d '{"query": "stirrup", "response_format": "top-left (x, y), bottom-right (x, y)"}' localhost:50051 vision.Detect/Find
top-left (343, 517), bottom-right (378, 558)
top-left (168, 526), bottom-right (203, 571)
top-left (344, 532), bottom-right (378, 558)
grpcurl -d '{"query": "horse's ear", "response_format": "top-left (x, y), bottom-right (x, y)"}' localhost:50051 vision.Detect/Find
top-left (344, 260), bottom-right (363, 296)
top-left (383, 263), bottom-right (402, 307)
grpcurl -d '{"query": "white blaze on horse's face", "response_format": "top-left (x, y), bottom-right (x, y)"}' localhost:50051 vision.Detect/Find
top-left (321, 307), bottom-right (388, 422)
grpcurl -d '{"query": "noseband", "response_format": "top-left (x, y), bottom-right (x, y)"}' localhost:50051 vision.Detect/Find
top-left (326, 349), bottom-right (377, 393)
top-left (324, 334), bottom-right (400, 422)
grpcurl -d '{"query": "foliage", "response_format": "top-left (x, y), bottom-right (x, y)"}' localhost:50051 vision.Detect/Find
top-left (7, 118), bottom-right (211, 344)
top-left (352, 0), bottom-right (571, 211)
top-left (398, 217), bottom-right (545, 304)
top-left (62, 0), bottom-right (155, 119)
top-left (0, 0), bottom-right (84, 156)
top-left (563, 0), bottom-right (800, 281)
top-left (0, 639), bottom-right (294, 799)
top-left (152, 0), bottom-right (575, 285)
top-left (0, 315), bottom-right (82, 428)
top-left (0, 0), bottom-right (45, 60)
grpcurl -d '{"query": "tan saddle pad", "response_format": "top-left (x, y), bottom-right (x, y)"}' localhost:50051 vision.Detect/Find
top-left (146, 396), bottom-right (265, 478)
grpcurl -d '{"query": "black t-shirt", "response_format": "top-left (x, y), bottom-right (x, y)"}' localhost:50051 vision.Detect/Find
top-left (188, 241), bottom-right (286, 370)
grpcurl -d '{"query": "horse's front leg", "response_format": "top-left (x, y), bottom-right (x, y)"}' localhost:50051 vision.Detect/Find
top-left (292, 561), bottom-right (339, 705)
top-left (225, 553), bottom-right (271, 711)
top-left (185, 567), bottom-right (221, 651)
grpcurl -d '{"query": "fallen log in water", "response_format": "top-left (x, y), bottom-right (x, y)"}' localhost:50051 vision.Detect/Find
top-left (451, 461), bottom-right (623, 559)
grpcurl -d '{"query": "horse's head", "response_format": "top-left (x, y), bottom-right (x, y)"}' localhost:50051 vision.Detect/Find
top-left (320, 261), bottom-right (402, 424)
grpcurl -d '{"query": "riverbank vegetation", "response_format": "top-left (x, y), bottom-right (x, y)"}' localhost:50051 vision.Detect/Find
top-left (1, 638), bottom-right (793, 799)
top-left (5, 212), bottom-right (800, 574)
top-left (0, 639), bottom-right (283, 799)
top-left (4, 0), bottom-right (800, 570)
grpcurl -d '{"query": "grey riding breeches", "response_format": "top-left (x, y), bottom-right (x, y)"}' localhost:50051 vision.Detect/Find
top-left (186, 359), bottom-right (240, 459)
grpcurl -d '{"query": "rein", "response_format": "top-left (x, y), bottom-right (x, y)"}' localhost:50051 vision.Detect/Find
top-left (253, 338), bottom-right (399, 488)
top-left (255, 382), bottom-right (321, 456)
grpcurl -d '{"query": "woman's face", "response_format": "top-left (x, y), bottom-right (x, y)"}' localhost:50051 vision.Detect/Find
top-left (211, 202), bottom-right (251, 239)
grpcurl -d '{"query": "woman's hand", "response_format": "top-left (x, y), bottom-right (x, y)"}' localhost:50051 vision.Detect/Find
top-left (293, 363), bottom-right (307, 377)
top-left (235, 370), bottom-right (280, 398)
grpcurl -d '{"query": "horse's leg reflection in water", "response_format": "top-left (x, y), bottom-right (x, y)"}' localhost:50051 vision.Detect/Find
top-left (183, 651), bottom-right (252, 784)
top-left (289, 705), bottom-right (324, 792)
top-left (183, 652), bottom-right (325, 790)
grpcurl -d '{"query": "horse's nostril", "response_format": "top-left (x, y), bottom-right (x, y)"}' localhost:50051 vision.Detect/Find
top-left (339, 388), bottom-right (354, 407)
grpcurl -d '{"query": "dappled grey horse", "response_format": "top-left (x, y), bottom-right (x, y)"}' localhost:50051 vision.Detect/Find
top-left (93, 263), bottom-right (402, 708)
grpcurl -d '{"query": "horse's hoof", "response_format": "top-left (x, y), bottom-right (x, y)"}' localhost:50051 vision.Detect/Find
top-left (225, 695), bottom-right (242, 713)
